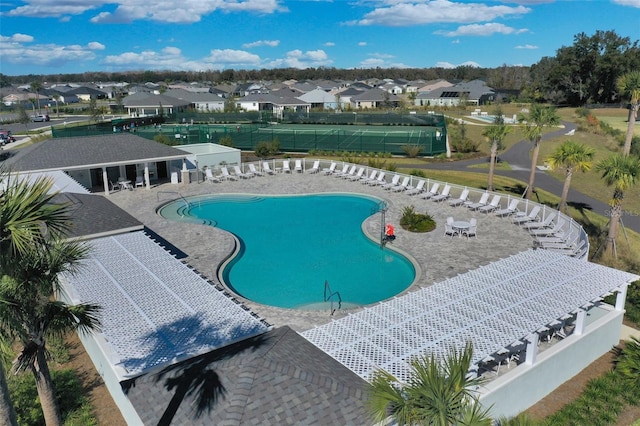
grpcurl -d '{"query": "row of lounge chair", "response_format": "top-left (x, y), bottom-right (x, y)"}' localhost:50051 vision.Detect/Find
top-left (205, 160), bottom-right (323, 183)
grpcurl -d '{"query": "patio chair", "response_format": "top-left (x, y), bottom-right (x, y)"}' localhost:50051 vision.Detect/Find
top-left (495, 199), bottom-right (520, 217)
top-left (333, 164), bottom-right (350, 177)
top-left (308, 160), bottom-right (320, 174)
top-left (420, 182), bottom-right (440, 199)
top-left (462, 218), bottom-right (477, 239)
top-left (248, 163), bottom-right (263, 177)
top-left (205, 168), bottom-right (221, 183)
top-left (294, 159), bottom-right (303, 173)
top-left (135, 175), bottom-right (145, 188)
top-left (349, 167), bottom-right (366, 181)
top-left (282, 160), bottom-right (292, 173)
top-left (448, 188), bottom-right (470, 207)
top-left (467, 192), bottom-right (490, 210)
top-left (382, 174), bottom-right (401, 190)
top-left (431, 184), bottom-right (451, 202)
top-left (522, 211), bottom-right (556, 230)
top-left (340, 165), bottom-right (358, 179)
top-left (361, 170), bottom-right (377, 184)
top-left (392, 176), bottom-right (411, 192)
top-left (444, 216), bottom-right (457, 238)
top-left (529, 218), bottom-right (566, 236)
top-left (220, 166), bottom-right (238, 181)
top-left (323, 162), bottom-right (337, 175)
top-left (262, 161), bottom-right (276, 175)
top-left (513, 205), bottom-right (541, 225)
top-left (367, 171), bottom-right (386, 186)
top-left (233, 165), bottom-right (251, 179)
top-left (109, 181), bottom-right (120, 192)
top-left (478, 195), bottom-right (501, 213)
top-left (406, 180), bottom-right (426, 196)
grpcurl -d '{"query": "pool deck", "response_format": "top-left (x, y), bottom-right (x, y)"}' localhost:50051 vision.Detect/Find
top-left (106, 171), bottom-right (533, 332)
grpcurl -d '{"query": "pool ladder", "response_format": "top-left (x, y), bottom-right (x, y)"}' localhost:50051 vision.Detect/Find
top-left (324, 280), bottom-right (342, 316)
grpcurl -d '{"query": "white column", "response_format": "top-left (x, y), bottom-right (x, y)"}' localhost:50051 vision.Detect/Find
top-left (525, 334), bottom-right (539, 365)
top-left (575, 310), bottom-right (587, 336)
top-left (144, 163), bottom-right (150, 189)
top-left (102, 167), bottom-right (110, 195)
top-left (616, 285), bottom-right (628, 311)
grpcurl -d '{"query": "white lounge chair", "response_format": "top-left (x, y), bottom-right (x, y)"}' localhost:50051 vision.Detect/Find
top-left (368, 171), bottom-right (386, 186)
top-left (406, 180), bottom-right (426, 196)
top-left (262, 161), bottom-right (276, 175)
top-left (309, 160), bottom-right (320, 174)
top-left (294, 159), bottom-right (303, 173)
top-left (392, 176), bottom-right (411, 192)
top-left (361, 170), bottom-right (377, 184)
top-left (529, 218), bottom-right (566, 236)
top-left (248, 163), bottom-right (263, 177)
top-left (109, 180), bottom-right (121, 192)
top-left (478, 195), bottom-right (501, 213)
top-left (522, 211), bottom-right (556, 230)
top-left (382, 175), bottom-right (401, 190)
top-left (333, 164), bottom-right (350, 177)
top-left (467, 192), bottom-right (490, 210)
top-left (340, 165), bottom-right (358, 179)
top-left (420, 182), bottom-right (440, 199)
top-left (135, 175), bottom-right (145, 188)
top-left (495, 199), bottom-right (520, 217)
top-left (349, 167), bottom-right (366, 181)
top-left (431, 184), bottom-right (451, 202)
top-left (205, 168), bottom-right (221, 183)
top-left (233, 165), bottom-right (251, 179)
top-left (513, 205), bottom-right (541, 225)
top-left (282, 160), bottom-right (292, 173)
top-left (220, 166), bottom-right (238, 181)
top-left (323, 162), bottom-right (337, 175)
top-left (448, 188), bottom-right (470, 207)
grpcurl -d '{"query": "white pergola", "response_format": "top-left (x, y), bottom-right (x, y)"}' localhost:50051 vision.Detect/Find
top-left (302, 249), bottom-right (639, 383)
top-left (60, 231), bottom-right (270, 380)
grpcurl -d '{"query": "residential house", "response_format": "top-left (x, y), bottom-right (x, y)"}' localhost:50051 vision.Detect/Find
top-left (417, 79), bottom-right (494, 107)
top-left (350, 87), bottom-right (400, 109)
top-left (164, 88), bottom-right (225, 112)
top-left (122, 92), bottom-right (190, 117)
top-left (297, 88), bottom-right (339, 110)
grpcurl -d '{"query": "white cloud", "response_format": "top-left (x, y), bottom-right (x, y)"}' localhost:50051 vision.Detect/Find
top-left (515, 44), bottom-right (538, 49)
top-left (5, 0), bottom-right (286, 23)
top-left (88, 41), bottom-right (106, 50)
top-left (242, 40), bottom-right (280, 48)
top-left (360, 55), bottom-right (408, 68)
top-left (358, 41), bottom-right (367, 46)
top-left (612, 0), bottom-right (640, 7)
top-left (436, 23), bottom-right (529, 37)
top-left (435, 60), bottom-right (481, 68)
top-left (204, 49), bottom-right (262, 66)
top-left (266, 49), bottom-right (332, 68)
top-left (346, 0), bottom-right (530, 27)
top-left (324, 42), bottom-right (335, 47)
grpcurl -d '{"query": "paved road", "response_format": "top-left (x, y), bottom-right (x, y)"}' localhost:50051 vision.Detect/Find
top-left (411, 120), bottom-right (640, 236)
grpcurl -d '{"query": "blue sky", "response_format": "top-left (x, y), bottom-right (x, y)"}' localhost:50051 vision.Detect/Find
top-left (1, 0), bottom-right (639, 77)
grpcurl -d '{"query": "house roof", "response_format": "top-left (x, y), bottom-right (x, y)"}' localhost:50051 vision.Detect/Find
top-left (123, 326), bottom-right (371, 425)
top-left (1, 134), bottom-right (189, 173)
top-left (351, 87), bottom-right (400, 102)
top-left (123, 92), bottom-right (190, 108)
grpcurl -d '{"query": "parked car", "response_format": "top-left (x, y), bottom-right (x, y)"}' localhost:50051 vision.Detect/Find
top-left (0, 130), bottom-right (16, 145)
top-left (32, 114), bottom-right (50, 122)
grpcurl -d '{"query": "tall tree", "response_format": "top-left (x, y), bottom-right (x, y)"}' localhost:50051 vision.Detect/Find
top-left (546, 141), bottom-right (596, 213)
top-left (617, 71), bottom-right (640, 156)
top-left (595, 154), bottom-right (640, 257)
top-left (30, 81), bottom-right (42, 115)
top-left (482, 107), bottom-right (511, 191)
top-left (519, 104), bottom-right (560, 200)
top-left (0, 174), bottom-right (95, 426)
top-left (368, 342), bottom-right (491, 426)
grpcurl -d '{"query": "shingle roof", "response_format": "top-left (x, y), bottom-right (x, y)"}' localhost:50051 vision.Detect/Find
top-left (2, 134), bottom-right (189, 172)
top-left (123, 326), bottom-right (371, 425)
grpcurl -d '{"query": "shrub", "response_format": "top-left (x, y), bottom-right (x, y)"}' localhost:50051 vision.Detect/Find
top-left (401, 144), bottom-right (423, 158)
top-left (399, 205), bottom-right (436, 232)
top-left (218, 135), bottom-right (234, 147)
top-left (153, 133), bottom-right (174, 146)
top-left (409, 169), bottom-right (426, 177)
top-left (254, 139), bottom-right (279, 158)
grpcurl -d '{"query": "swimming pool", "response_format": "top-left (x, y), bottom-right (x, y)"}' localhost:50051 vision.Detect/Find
top-left (159, 193), bottom-right (416, 309)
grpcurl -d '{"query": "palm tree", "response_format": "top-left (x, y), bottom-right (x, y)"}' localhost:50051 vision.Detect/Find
top-left (0, 238), bottom-right (101, 426)
top-left (30, 81), bottom-right (43, 115)
top-left (545, 141), bottom-right (596, 213)
top-left (519, 104), bottom-right (560, 199)
top-left (368, 342), bottom-right (491, 426)
top-left (0, 173), bottom-right (94, 426)
top-left (482, 111), bottom-right (511, 191)
top-left (595, 153), bottom-right (640, 257)
top-left (617, 71), bottom-right (640, 156)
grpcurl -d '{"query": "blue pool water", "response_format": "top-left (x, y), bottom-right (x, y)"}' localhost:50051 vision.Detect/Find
top-left (159, 194), bottom-right (415, 309)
